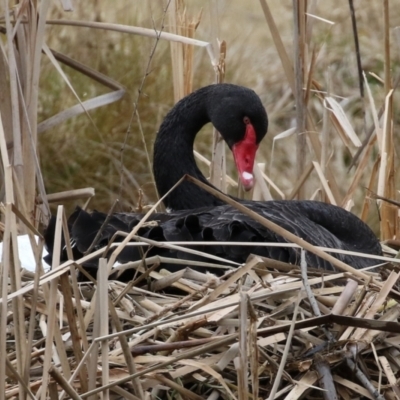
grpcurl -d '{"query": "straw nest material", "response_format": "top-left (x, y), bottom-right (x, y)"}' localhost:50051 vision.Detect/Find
top-left (5, 231), bottom-right (400, 399)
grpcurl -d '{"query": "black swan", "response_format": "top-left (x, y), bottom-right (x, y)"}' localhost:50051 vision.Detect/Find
top-left (44, 84), bottom-right (381, 277)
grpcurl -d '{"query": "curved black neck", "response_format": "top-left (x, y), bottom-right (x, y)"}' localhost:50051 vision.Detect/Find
top-left (153, 87), bottom-right (224, 210)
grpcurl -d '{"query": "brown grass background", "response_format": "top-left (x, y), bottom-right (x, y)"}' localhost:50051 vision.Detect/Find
top-left (35, 1), bottom-right (400, 231)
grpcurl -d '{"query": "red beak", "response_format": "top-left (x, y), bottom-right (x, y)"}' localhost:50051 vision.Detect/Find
top-left (232, 123), bottom-right (258, 191)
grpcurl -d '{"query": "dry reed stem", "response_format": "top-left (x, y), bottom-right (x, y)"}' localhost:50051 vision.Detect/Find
top-left (48, 365), bottom-right (82, 400)
top-left (210, 40), bottom-right (227, 192)
top-left (325, 96), bottom-right (362, 148)
top-left (98, 258), bottom-right (110, 399)
top-left (252, 163), bottom-right (273, 200)
top-left (377, 0), bottom-right (397, 241)
top-left (169, 0), bottom-right (201, 101)
top-left (37, 188), bottom-right (95, 204)
top-left (293, 0), bottom-right (307, 199)
top-left (312, 161), bottom-right (336, 205)
top-left (259, 0), bottom-right (295, 93)
top-left (47, 19), bottom-right (217, 63)
top-left (314, 354), bottom-right (338, 400)
top-left (268, 291), bottom-right (301, 400)
top-left (306, 112), bottom-right (342, 204)
top-left (169, 0), bottom-right (184, 103)
top-left (237, 291), bottom-right (248, 399)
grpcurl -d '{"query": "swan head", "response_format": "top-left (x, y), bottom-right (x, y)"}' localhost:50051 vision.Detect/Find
top-left (207, 84), bottom-right (268, 191)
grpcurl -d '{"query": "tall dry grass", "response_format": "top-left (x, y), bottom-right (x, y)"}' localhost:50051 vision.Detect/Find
top-left (1, 0), bottom-right (400, 398)
top-left (33, 2), bottom-right (400, 228)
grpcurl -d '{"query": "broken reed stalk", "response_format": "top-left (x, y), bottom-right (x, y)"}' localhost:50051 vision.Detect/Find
top-left (48, 366), bottom-right (82, 400)
top-left (210, 40), bottom-right (227, 193)
top-left (314, 353), bottom-right (338, 400)
top-left (379, 0), bottom-right (396, 241)
top-left (209, 0), bottom-right (227, 193)
top-left (169, 0), bottom-right (185, 102)
top-left (169, 0), bottom-right (201, 101)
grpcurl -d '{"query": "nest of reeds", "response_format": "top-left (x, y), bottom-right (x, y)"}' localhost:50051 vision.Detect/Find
top-left (5, 239), bottom-right (400, 399)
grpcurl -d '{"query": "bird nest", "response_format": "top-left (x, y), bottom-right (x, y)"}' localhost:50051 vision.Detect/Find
top-left (5, 239), bottom-right (400, 400)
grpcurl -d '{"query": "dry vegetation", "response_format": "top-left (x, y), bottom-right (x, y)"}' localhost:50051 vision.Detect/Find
top-left (1, 0), bottom-right (400, 399)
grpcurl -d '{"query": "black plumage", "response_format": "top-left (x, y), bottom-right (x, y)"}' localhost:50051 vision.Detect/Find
top-left (44, 84), bottom-right (381, 278)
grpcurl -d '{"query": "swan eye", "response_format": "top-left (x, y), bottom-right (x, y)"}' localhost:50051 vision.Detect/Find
top-left (243, 116), bottom-right (251, 125)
